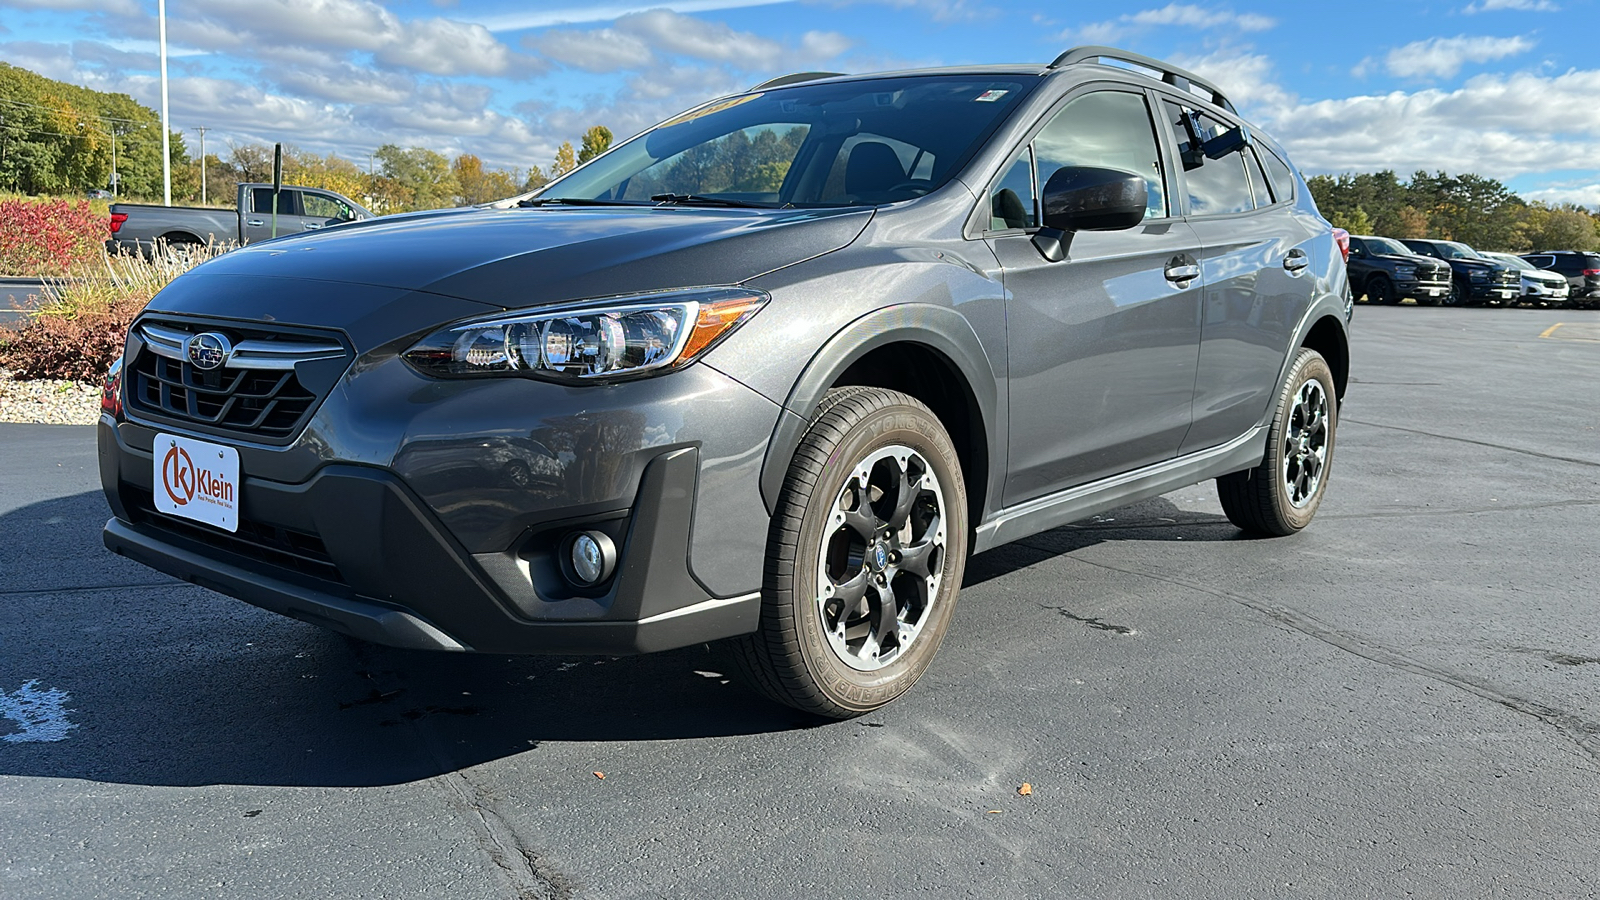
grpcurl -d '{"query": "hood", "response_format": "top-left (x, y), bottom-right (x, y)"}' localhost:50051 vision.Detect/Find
top-left (188, 205), bottom-right (875, 309)
top-left (1375, 252), bottom-right (1446, 269)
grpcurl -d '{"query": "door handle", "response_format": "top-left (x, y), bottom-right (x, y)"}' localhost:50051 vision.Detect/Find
top-left (246, 219), bottom-right (265, 227)
top-left (1165, 263), bottom-right (1200, 283)
top-left (303, 222), bottom-right (324, 229)
top-left (1284, 250), bottom-right (1309, 272)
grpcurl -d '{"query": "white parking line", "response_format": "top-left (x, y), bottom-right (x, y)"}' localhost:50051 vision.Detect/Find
top-left (0, 680), bottom-right (78, 743)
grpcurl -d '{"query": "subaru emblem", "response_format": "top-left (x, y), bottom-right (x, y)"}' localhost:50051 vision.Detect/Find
top-left (185, 332), bottom-right (233, 371)
top-left (874, 544), bottom-right (888, 570)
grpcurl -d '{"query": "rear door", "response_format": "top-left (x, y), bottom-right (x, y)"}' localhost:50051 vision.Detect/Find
top-left (1160, 99), bottom-right (1318, 454)
top-left (983, 87), bottom-right (1204, 505)
top-left (242, 187), bottom-right (305, 243)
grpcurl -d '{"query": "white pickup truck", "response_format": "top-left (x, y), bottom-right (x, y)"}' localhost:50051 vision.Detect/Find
top-left (108, 183), bottom-right (373, 253)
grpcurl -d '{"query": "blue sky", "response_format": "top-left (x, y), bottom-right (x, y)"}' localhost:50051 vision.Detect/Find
top-left (2, 0), bottom-right (1597, 206)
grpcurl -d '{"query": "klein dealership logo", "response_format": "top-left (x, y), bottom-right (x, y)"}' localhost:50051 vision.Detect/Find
top-left (162, 442), bottom-right (234, 507)
top-left (184, 332), bottom-right (233, 371)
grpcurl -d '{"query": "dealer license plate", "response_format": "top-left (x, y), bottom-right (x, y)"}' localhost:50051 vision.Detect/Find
top-left (153, 433), bottom-right (240, 532)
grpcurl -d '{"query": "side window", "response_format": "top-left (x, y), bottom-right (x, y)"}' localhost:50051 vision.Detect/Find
top-left (1244, 148), bottom-right (1274, 207)
top-left (303, 194), bottom-right (351, 220)
top-left (1347, 238), bottom-right (1366, 257)
top-left (1033, 90), bottom-right (1168, 219)
top-left (1260, 147), bottom-right (1296, 202)
top-left (1163, 101), bottom-right (1253, 216)
top-left (251, 188), bottom-right (296, 215)
top-left (988, 148), bottom-right (1035, 231)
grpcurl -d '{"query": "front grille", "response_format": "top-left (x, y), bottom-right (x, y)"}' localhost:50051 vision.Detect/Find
top-left (126, 486), bottom-right (345, 585)
top-left (126, 319), bottom-right (350, 443)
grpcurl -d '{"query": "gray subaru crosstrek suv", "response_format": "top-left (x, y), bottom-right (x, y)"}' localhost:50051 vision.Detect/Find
top-left (99, 47), bottom-right (1351, 718)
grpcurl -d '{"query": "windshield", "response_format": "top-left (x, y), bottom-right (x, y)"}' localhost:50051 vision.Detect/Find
top-left (1486, 253), bottom-right (1535, 271)
top-left (539, 75), bottom-right (1035, 208)
top-left (1436, 241), bottom-right (1485, 260)
top-left (1367, 237), bottom-right (1414, 256)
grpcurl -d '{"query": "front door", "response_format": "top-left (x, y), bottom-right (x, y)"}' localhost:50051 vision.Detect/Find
top-left (984, 88), bottom-right (1204, 507)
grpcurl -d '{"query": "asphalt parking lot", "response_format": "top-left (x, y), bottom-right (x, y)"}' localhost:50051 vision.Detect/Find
top-left (2, 305), bottom-right (1598, 899)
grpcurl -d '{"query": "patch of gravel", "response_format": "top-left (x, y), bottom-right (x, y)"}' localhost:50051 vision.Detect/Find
top-left (0, 370), bottom-right (102, 425)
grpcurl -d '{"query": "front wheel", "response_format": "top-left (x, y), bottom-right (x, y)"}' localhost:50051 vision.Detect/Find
top-left (1367, 276), bottom-right (1398, 305)
top-left (1442, 279), bottom-right (1468, 307)
top-left (732, 387), bottom-right (968, 718)
top-left (1216, 348), bottom-right (1337, 536)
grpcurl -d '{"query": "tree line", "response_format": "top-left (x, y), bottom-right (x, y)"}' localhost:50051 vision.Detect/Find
top-left (1307, 170), bottom-right (1600, 253)
top-left (206, 125), bottom-right (610, 214)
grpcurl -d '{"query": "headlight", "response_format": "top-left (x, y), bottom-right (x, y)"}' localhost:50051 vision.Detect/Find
top-left (1394, 265), bottom-right (1416, 277)
top-left (1469, 270), bottom-right (1488, 281)
top-left (402, 287), bottom-right (767, 382)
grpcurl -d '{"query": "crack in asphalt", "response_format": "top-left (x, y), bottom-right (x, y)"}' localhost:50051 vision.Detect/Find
top-left (350, 657), bottom-right (576, 899)
top-left (1343, 418), bottom-right (1600, 470)
top-left (1042, 550), bottom-right (1600, 765)
top-left (1044, 605), bottom-right (1135, 634)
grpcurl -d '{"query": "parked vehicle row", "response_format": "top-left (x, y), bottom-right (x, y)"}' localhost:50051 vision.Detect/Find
top-left (1349, 233), bottom-right (1595, 309)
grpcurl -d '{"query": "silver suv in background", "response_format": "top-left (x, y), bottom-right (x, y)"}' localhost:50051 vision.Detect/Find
top-left (99, 47), bottom-right (1351, 718)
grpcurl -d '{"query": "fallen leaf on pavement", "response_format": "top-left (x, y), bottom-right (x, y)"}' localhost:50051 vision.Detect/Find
top-left (1018, 782), bottom-right (1032, 796)
top-left (593, 771), bottom-right (606, 780)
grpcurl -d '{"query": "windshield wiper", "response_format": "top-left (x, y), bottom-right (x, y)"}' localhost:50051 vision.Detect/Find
top-left (516, 197), bottom-right (645, 207)
top-left (650, 193), bottom-right (778, 209)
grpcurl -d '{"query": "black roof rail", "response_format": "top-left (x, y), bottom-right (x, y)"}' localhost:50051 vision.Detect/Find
top-left (750, 71), bottom-right (846, 91)
top-left (1050, 45), bottom-right (1236, 113)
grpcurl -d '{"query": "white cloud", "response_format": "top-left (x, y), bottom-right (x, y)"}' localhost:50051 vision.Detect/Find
top-left (476, 0), bottom-right (792, 33)
top-left (527, 26), bottom-right (654, 72)
top-left (1176, 50), bottom-right (1600, 182)
top-left (1523, 184), bottom-right (1600, 209)
top-left (1464, 0), bottom-right (1557, 12)
top-left (525, 9), bottom-right (850, 74)
top-left (1, 0), bottom-right (136, 13)
top-left (1386, 34), bottom-right (1536, 79)
top-left (375, 18), bottom-right (524, 77)
top-left (1070, 4), bottom-right (1275, 43)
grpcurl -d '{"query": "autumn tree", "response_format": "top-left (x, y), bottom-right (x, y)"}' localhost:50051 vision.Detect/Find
top-left (452, 153), bottom-right (520, 204)
top-left (523, 165), bottom-right (549, 192)
top-left (551, 142), bottom-right (577, 177)
top-left (577, 125), bottom-right (613, 164)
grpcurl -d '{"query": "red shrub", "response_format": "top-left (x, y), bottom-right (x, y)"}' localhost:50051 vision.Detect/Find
top-left (0, 199), bottom-right (109, 276)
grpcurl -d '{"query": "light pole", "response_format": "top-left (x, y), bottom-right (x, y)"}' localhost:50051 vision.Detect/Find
top-left (194, 126), bottom-right (208, 204)
top-left (158, 0), bottom-right (171, 205)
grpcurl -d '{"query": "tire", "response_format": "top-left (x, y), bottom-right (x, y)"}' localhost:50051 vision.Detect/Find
top-left (731, 387), bottom-right (969, 718)
top-left (1216, 348), bottom-right (1337, 536)
top-left (1442, 279), bottom-right (1468, 307)
top-left (1367, 276), bottom-right (1398, 306)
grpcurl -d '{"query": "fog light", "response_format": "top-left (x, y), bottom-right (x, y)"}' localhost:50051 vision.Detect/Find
top-left (568, 531), bottom-right (616, 586)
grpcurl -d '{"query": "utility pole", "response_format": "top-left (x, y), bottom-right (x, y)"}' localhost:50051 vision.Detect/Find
top-left (195, 126), bottom-right (209, 204)
top-left (158, 0), bottom-right (171, 205)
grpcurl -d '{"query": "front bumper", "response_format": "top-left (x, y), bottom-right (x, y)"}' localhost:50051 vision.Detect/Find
top-left (99, 417), bottom-right (762, 655)
top-left (1396, 277), bottom-right (1450, 299)
top-left (1467, 282), bottom-right (1520, 301)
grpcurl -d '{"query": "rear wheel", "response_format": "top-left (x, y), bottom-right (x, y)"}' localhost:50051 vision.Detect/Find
top-left (1216, 348), bottom-right (1337, 536)
top-left (731, 387), bottom-right (968, 718)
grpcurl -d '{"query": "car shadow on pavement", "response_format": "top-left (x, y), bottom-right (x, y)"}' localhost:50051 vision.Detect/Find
top-left (0, 490), bottom-right (1236, 789)
top-left (963, 495), bottom-right (1241, 588)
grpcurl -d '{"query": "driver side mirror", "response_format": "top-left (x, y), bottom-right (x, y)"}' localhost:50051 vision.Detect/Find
top-left (1032, 166), bottom-right (1148, 262)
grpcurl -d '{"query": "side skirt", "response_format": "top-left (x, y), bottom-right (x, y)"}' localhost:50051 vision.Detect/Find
top-left (973, 426), bottom-right (1266, 554)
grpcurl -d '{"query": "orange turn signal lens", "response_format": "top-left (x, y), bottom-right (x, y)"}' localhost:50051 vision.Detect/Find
top-left (678, 294), bottom-right (767, 364)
